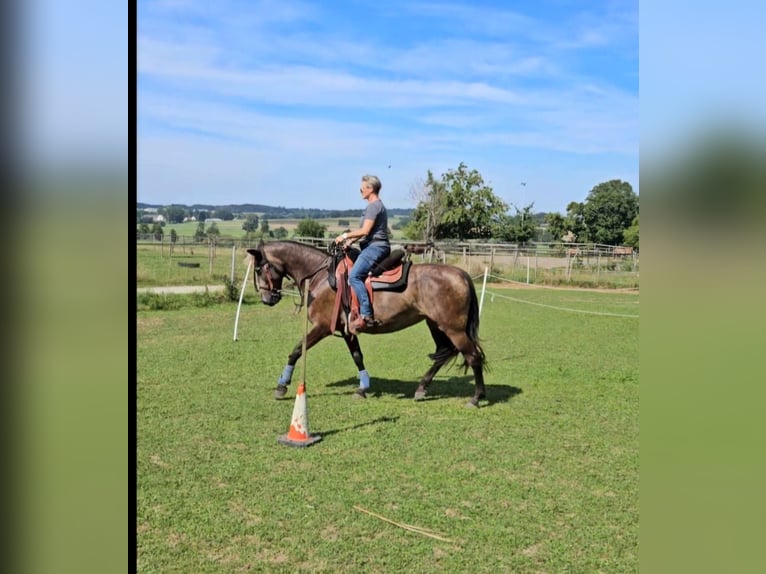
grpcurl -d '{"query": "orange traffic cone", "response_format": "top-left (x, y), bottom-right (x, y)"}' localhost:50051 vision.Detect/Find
top-left (277, 383), bottom-right (322, 447)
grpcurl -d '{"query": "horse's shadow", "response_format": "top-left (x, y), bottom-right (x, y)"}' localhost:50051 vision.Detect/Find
top-left (316, 415), bottom-right (400, 438)
top-left (326, 376), bottom-right (522, 407)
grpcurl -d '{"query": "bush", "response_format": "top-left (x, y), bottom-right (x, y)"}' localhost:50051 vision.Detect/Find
top-left (223, 276), bottom-right (239, 301)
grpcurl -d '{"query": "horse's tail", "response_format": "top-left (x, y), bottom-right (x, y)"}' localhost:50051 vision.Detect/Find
top-left (427, 269), bottom-right (487, 372)
top-left (462, 271), bottom-right (486, 370)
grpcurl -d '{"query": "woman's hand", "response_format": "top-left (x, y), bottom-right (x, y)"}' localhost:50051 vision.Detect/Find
top-left (335, 232), bottom-right (349, 245)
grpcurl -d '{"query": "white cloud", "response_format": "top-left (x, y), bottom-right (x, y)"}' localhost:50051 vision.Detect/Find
top-left (138, 0), bottom-right (638, 212)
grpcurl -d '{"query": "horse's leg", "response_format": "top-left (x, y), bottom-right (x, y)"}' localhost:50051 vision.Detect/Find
top-left (274, 324), bottom-right (331, 399)
top-left (342, 334), bottom-right (369, 399)
top-left (414, 320), bottom-right (459, 401)
top-left (443, 330), bottom-right (486, 407)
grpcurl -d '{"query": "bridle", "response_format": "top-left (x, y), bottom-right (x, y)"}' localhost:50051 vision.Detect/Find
top-left (254, 258), bottom-right (283, 304)
top-left (254, 245), bottom-right (330, 307)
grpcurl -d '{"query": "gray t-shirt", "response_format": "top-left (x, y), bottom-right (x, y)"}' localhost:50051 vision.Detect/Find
top-left (359, 199), bottom-right (389, 248)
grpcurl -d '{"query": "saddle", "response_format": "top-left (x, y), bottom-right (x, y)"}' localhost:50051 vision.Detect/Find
top-left (329, 247), bottom-right (412, 334)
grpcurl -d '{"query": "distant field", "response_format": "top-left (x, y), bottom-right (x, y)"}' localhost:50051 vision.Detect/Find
top-left (155, 216), bottom-right (410, 241)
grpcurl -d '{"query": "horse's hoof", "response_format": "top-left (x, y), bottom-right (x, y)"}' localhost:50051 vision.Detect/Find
top-left (465, 399), bottom-right (479, 408)
top-left (414, 390), bottom-right (427, 401)
top-left (352, 388), bottom-right (367, 399)
top-left (274, 384), bottom-right (289, 400)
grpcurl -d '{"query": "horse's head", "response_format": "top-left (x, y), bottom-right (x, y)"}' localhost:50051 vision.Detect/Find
top-left (247, 244), bottom-right (284, 306)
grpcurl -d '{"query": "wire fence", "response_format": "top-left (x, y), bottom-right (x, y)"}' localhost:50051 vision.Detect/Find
top-left (136, 236), bottom-right (639, 289)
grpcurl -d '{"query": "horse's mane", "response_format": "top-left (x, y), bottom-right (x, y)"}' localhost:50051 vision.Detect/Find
top-left (267, 240), bottom-right (329, 257)
top-left (263, 241), bottom-right (331, 285)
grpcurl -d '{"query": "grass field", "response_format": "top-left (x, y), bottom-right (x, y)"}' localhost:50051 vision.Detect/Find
top-left (137, 287), bottom-right (639, 572)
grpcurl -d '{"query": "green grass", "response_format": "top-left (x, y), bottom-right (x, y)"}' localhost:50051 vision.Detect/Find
top-left (137, 288), bottom-right (638, 572)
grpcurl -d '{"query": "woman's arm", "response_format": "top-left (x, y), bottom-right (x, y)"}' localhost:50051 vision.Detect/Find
top-left (336, 218), bottom-right (375, 244)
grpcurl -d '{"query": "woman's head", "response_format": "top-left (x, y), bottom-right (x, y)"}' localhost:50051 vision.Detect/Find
top-left (361, 174), bottom-right (382, 195)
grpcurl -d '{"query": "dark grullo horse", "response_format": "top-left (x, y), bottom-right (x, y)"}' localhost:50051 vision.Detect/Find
top-left (247, 240), bottom-right (487, 407)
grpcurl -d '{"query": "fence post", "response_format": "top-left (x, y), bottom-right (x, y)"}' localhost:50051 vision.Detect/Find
top-left (512, 247), bottom-right (518, 279)
top-left (526, 255), bottom-right (530, 284)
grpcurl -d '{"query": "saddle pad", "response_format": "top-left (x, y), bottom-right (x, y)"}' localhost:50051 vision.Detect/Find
top-left (370, 261), bottom-right (411, 292)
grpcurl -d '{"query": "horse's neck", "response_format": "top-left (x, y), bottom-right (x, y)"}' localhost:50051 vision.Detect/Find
top-left (269, 243), bottom-right (328, 286)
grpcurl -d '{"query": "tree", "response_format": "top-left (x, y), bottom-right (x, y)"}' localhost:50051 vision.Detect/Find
top-left (623, 214), bottom-right (639, 249)
top-left (242, 214), bottom-right (260, 232)
top-left (582, 180), bottom-right (638, 245)
top-left (170, 229), bottom-right (178, 244)
top-left (408, 163), bottom-right (508, 241)
top-left (194, 221), bottom-right (206, 241)
top-left (515, 204), bottom-right (537, 244)
top-left (165, 205), bottom-right (186, 224)
top-left (544, 212), bottom-right (566, 241)
top-left (564, 201), bottom-right (587, 242)
top-left (215, 208), bottom-right (234, 221)
top-left (406, 173), bottom-right (446, 242)
top-left (206, 222), bottom-right (221, 237)
top-left (273, 227), bottom-right (289, 239)
top-left (294, 218), bottom-right (326, 238)
top-left (260, 217), bottom-right (270, 235)
top-left (492, 203), bottom-right (537, 244)
top-left (151, 223), bottom-right (164, 241)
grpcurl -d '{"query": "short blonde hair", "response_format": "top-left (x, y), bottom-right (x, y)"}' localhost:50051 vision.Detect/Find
top-left (361, 175), bottom-right (382, 194)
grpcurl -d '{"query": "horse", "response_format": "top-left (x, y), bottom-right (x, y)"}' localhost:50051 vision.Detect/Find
top-left (246, 240), bottom-right (487, 407)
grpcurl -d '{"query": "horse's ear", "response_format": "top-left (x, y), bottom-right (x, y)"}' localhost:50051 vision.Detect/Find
top-left (246, 248), bottom-right (263, 264)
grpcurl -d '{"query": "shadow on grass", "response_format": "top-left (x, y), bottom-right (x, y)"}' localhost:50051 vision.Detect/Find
top-left (326, 376), bottom-right (522, 407)
top-left (316, 415), bottom-right (400, 438)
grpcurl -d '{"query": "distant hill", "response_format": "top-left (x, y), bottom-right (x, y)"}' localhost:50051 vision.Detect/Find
top-left (136, 202), bottom-right (413, 219)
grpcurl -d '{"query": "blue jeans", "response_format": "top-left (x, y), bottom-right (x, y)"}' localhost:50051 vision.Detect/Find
top-left (349, 242), bottom-right (390, 318)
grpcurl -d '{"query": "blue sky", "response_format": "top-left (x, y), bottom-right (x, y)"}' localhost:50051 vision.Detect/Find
top-left (138, 0), bottom-right (637, 213)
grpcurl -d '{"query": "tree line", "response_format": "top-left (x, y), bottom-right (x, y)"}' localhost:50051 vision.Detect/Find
top-left (137, 163), bottom-right (638, 248)
top-left (136, 203), bottom-right (412, 225)
top-left (404, 162), bottom-right (638, 248)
